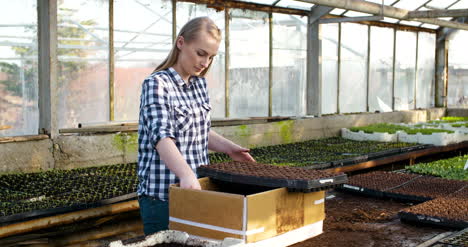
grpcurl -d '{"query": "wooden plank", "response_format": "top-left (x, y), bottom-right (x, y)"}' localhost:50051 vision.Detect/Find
top-left (0, 135), bottom-right (49, 143)
top-left (60, 125), bottom-right (138, 134)
top-left (0, 125), bottom-right (12, 130)
top-left (177, 0), bottom-right (308, 16)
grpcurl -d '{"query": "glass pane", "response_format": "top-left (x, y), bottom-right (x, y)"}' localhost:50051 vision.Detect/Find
top-left (329, 8), bottom-right (347, 16)
top-left (272, 13), bottom-right (307, 117)
top-left (343, 11), bottom-right (371, 17)
top-left (0, 0), bottom-right (38, 137)
top-left (399, 20), bottom-right (424, 26)
top-left (57, 0), bottom-right (109, 128)
top-left (339, 23), bottom-right (368, 113)
top-left (448, 30), bottom-right (468, 108)
top-left (177, 2), bottom-right (226, 119)
top-left (393, 0), bottom-right (429, 10)
top-left (369, 26), bottom-right (394, 113)
top-left (394, 30), bottom-right (417, 111)
top-left (381, 17), bottom-right (400, 23)
top-left (448, 0), bottom-right (468, 9)
top-left (320, 23), bottom-right (339, 115)
top-left (420, 23), bottom-right (439, 29)
top-left (426, 0), bottom-right (459, 9)
top-left (229, 9), bottom-right (269, 117)
top-left (114, 0), bottom-right (172, 122)
top-left (276, 0), bottom-right (314, 10)
top-left (416, 32), bottom-right (436, 109)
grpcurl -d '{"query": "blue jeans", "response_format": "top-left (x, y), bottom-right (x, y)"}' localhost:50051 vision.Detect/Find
top-left (138, 195), bottom-right (169, 236)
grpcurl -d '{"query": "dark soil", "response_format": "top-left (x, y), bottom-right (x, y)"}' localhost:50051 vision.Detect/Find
top-left (291, 191), bottom-right (448, 247)
top-left (199, 161), bottom-right (344, 180)
top-left (346, 171), bottom-right (421, 191)
top-left (388, 176), bottom-right (468, 199)
top-left (400, 196), bottom-right (468, 222)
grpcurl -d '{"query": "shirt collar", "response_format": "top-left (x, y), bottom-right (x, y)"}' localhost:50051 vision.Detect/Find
top-left (167, 67), bottom-right (202, 88)
top-left (167, 67), bottom-right (186, 87)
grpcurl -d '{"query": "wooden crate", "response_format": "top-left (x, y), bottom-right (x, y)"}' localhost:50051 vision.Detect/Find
top-left (169, 177), bottom-right (324, 245)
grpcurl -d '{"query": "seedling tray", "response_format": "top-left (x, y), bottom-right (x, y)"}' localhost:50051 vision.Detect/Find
top-left (433, 227), bottom-right (468, 247)
top-left (399, 211), bottom-right (468, 230)
top-left (0, 192), bottom-right (137, 225)
top-left (197, 162), bottom-right (348, 192)
top-left (331, 155), bottom-right (368, 166)
top-left (338, 184), bottom-right (385, 199)
top-left (384, 192), bottom-right (432, 203)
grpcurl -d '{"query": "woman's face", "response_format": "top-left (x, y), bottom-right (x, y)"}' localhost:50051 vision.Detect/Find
top-left (175, 32), bottom-right (220, 78)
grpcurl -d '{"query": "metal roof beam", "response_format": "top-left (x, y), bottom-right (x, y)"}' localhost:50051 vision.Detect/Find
top-left (408, 9), bottom-right (468, 19)
top-left (319, 15), bottom-right (383, 24)
top-left (296, 0), bottom-right (468, 30)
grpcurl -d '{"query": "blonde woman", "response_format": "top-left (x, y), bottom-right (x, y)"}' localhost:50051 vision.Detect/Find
top-left (137, 17), bottom-right (255, 235)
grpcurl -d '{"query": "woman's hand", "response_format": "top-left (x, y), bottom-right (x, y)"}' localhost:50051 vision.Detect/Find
top-left (227, 145), bottom-right (256, 162)
top-left (179, 173), bottom-right (201, 190)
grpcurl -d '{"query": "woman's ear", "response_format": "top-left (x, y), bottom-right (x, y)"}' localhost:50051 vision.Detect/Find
top-left (176, 36), bottom-right (185, 50)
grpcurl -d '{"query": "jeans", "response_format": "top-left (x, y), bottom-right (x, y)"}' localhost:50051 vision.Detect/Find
top-left (138, 195), bottom-right (169, 236)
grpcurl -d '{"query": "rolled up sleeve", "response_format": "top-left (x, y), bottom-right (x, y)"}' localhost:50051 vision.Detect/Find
top-left (141, 76), bottom-right (176, 147)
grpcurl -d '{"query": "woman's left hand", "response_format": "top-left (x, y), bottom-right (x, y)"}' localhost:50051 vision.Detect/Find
top-left (227, 146), bottom-right (255, 162)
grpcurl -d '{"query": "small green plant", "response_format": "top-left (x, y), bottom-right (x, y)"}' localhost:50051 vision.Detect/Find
top-left (429, 116), bottom-right (468, 124)
top-left (406, 155), bottom-right (468, 181)
top-left (349, 123), bottom-right (453, 135)
top-left (451, 123), bottom-right (468, 128)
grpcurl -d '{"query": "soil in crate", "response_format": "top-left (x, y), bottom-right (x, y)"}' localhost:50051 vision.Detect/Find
top-left (197, 161), bottom-right (348, 192)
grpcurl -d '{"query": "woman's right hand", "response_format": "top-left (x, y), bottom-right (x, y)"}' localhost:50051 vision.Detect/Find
top-left (180, 174), bottom-right (201, 190)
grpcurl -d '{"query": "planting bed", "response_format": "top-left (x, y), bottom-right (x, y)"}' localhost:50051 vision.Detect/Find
top-left (290, 191), bottom-right (448, 247)
top-left (433, 227), bottom-right (468, 247)
top-left (406, 154), bottom-right (468, 180)
top-left (340, 171), bottom-right (422, 198)
top-left (399, 196), bottom-right (468, 229)
top-left (197, 161), bottom-right (348, 192)
top-left (341, 171), bottom-right (468, 202)
top-left (209, 137), bottom-right (424, 168)
top-left (0, 163), bottom-right (138, 224)
top-left (386, 176), bottom-right (467, 202)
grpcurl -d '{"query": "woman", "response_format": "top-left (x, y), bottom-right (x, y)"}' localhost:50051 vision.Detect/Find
top-left (137, 17), bottom-right (255, 236)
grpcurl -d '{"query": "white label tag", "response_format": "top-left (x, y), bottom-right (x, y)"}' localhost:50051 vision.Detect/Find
top-left (343, 184), bottom-right (360, 190)
top-left (314, 198), bottom-right (325, 205)
top-left (464, 160), bottom-right (468, 170)
top-left (319, 179), bottom-right (334, 184)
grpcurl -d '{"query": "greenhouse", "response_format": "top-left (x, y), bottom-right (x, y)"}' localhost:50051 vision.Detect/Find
top-left (0, 0), bottom-right (467, 246)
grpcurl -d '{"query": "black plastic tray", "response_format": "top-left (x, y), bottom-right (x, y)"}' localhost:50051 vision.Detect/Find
top-left (337, 184), bottom-right (386, 199)
top-left (0, 192), bottom-right (137, 225)
top-left (434, 227), bottom-right (468, 247)
top-left (197, 167), bottom-right (348, 193)
top-left (399, 211), bottom-right (468, 230)
top-left (331, 155), bottom-right (368, 166)
top-left (384, 191), bottom-right (433, 203)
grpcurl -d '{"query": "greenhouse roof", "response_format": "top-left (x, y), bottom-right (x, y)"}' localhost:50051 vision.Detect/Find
top-left (234, 0), bottom-right (468, 30)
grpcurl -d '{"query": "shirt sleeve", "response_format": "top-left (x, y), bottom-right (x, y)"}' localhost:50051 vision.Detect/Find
top-left (141, 75), bottom-right (176, 147)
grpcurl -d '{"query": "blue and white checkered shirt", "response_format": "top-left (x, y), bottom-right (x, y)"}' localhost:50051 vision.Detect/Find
top-left (137, 67), bottom-right (211, 200)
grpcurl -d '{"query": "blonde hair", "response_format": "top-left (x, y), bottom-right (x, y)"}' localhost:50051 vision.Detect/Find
top-left (154, 17), bottom-right (221, 77)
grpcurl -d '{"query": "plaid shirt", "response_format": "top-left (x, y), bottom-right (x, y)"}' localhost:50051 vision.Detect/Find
top-left (137, 67), bottom-right (211, 200)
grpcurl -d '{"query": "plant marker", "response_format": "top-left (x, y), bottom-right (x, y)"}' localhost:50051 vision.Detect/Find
top-left (465, 160), bottom-right (468, 170)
